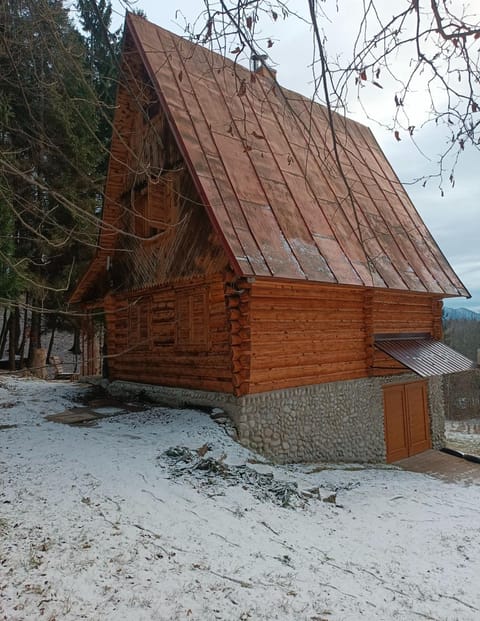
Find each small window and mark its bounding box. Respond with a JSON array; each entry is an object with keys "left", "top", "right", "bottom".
[
  {"left": 175, "top": 288, "right": 209, "bottom": 350},
  {"left": 132, "top": 173, "right": 179, "bottom": 239}
]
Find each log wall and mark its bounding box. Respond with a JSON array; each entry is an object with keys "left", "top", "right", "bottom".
[
  {"left": 248, "top": 280, "right": 367, "bottom": 393},
  {"left": 370, "top": 291, "right": 443, "bottom": 376},
  {"left": 103, "top": 273, "right": 444, "bottom": 395},
  {"left": 247, "top": 279, "right": 443, "bottom": 393},
  {"left": 224, "top": 275, "right": 252, "bottom": 397},
  {"left": 105, "top": 275, "right": 233, "bottom": 393}
]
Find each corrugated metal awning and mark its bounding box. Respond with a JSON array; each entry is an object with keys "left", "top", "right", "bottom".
[{"left": 375, "top": 336, "right": 477, "bottom": 377}]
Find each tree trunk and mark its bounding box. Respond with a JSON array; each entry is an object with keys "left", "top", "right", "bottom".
[
  {"left": 17, "top": 297, "right": 29, "bottom": 367},
  {"left": 69, "top": 323, "right": 81, "bottom": 355},
  {"left": 0, "top": 308, "right": 8, "bottom": 359},
  {"left": 46, "top": 314, "right": 57, "bottom": 364},
  {"left": 14, "top": 305, "right": 21, "bottom": 353},
  {"left": 8, "top": 310, "right": 17, "bottom": 371},
  {"left": 31, "top": 348, "right": 47, "bottom": 379},
  {"left": 28, "top": 307, "right": 42, "bottom": 367}
]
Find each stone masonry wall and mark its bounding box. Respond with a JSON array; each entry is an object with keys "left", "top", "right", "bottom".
[
  {"left": 234, "top": 374, "right": 445, "bottom": 462},
  {"left": 428, "top": 374, "right": 446, "bottom": 450},
  {"left": 107, "top": 374, "right": 445, "bottom": 463},
  {"left": 235, "top": 378, "right": 386, "bottom": 462}
]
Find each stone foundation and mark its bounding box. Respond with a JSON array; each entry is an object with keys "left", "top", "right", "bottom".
[
  {"left": 108, "top": 374, "right": 445, "bottom": 463},
  {"left": 428, "top": 374, "right": 446, "bottom": 449}
]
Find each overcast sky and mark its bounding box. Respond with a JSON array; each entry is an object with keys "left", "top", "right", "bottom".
[{"left": 111, "top": 0, "right": 479, "bottom": 312}]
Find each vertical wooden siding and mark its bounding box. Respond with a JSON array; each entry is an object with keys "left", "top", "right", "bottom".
[{"left": 106, "top": 276, "right": 233, "bottom": 393}]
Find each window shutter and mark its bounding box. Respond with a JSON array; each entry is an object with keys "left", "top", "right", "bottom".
[
  {"left": 128, "top": 299, "right": 150, "bottom": 350},
  {"left": 147, "top": 177, "right": 168, "bottom": 235},
  {"left": 190, "top": 290, "right": 208, "bottom": 346},
  {"left": 131, "top": 172, "right": 180, "bottom": 239},
  {"left": 176, "top": 294, "right": 191, "bottom": 346},
  {"left": 133, "top": 189, "right": 148, "bottom": 237},
  {"left": 175, "top": 288, "right": 209, "bottom": 349}
]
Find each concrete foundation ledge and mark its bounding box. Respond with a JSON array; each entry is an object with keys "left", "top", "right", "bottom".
[{"left": 107, "top": 380, "right": 241, "bottom": 416}]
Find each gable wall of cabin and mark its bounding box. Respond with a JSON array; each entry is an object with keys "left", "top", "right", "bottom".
[
  {"left": 246, "top": 279, "right": 443, "bottom": 394},
  {"left": 104, "top": 275, "right": 233, "bottom": 393},
  {"left": 97, "top": 39, "right": 229, "bottom": 296},
  {"left": 110, "top": 168, "right": 229, "bottom": 292},
  {"left": 98, "top": 46, "right": 234, "bottom": 391}
]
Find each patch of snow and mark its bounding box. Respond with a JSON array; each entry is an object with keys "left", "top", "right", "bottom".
[
  {"left": 1, "top": 376, "right": 480, "bottom": 620},
  {"left": 446, "top": 419, "right": 480, "bottom": 455},
  {"left": 91, "top": 406, "right": 127, "bottom": 416}
]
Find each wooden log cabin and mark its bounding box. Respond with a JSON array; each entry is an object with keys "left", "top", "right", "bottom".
[{"left": 70, "top": 14, "right": 476, "bottom": 463}]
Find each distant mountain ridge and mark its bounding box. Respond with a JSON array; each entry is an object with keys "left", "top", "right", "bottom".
[{"left": 443, "top": 307, "right": 480, "bottom": 321}]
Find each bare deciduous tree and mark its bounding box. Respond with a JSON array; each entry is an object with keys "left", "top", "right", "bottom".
[{"left": 170, "top": 0, "right": 479, "bottom": 187}]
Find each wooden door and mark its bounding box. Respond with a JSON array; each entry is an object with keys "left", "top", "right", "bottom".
[
  {"left": 384, "top": 380, "right": 431, "bottom": 463},
  {"left": 383, "top": 384, "right": 409, "bottom": 462},
  {"left": 405, "top": 381, "right": 431, "bottom": 455}
]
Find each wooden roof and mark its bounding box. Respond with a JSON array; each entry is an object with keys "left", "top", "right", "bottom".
[{"left": 71, "top": 14, "right": 469, "bottom": 304}]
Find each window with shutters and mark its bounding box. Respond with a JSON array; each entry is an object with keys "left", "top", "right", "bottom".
[
  {"left": 175, "top": 288, "right": 209, "bottom": 350},
  {"left": 133, "top": 173, "right": 179, "bottom": 239}
]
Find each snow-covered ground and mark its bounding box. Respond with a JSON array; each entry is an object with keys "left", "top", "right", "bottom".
[
  {"left": 1, "top": 376, "right": 480, "bottom": 621},
  {"left": 446, "top": 419, "right": 480, "bottom": 455}
]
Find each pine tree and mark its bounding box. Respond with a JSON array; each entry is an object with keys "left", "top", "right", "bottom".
[
  {"left": 0, "top": 0, "right": 100, "bottom": 366},
  {"left": 76, "top": 0, "right": 122, "bottom": 174}
]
